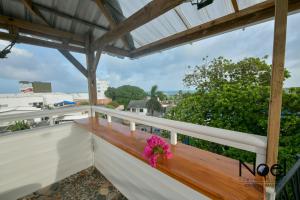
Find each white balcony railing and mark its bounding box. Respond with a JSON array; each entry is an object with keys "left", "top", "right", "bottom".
[
  {"left": 92, "top": 106, "right": 267, "bottom": 166},
  {"left": 0, "top": 105, "right": 267, "bottom": 166},
  {"left": 0, "top": 105, "right": 269, "bottom": 200}
]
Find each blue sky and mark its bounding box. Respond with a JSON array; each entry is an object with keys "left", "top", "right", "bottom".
[{"left": 0, "top": 13, "right": 299, "bottom": 93}]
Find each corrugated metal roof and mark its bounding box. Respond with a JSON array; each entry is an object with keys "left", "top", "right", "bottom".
[
  {"left": 0, "top": 0, "right": 131, "bottom": 50},
  {"left": 117, "top": 0, "right": 266, "bottom": 48},
  {"left": 0, "top": 0, "right": 267, "bottom": 52}
]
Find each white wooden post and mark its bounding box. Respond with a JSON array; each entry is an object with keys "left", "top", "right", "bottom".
[
  {"left": 107, "top": 115, "right": 112, "bottom": 123},
  {"left": 88, "top": 108, "right": 95, "bottom": 117},
  {"left": 255, "top": 153, "right": 266, "bottom": 168},
  {"left": 171, "top": 131, "right": 177, "bottom": 145},
  {"left": 130, "top": 121, "right": 136, "bottom": 131},
  {"left": 49, "top": 116, "right": 54, "bottom": 125}
]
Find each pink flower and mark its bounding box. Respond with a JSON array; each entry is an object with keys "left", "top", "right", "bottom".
[{"left": 143, "top": 135, "right": 173, "bottom": 167}]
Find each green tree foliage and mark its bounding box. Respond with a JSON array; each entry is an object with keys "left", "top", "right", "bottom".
[
  {"left": 183, "top": 56, "right": 290, "bottom": 91},
  {"left": 7, "top": 120, "right": 30, "bottom": 132},
  {"left": 156, "top": 91, "right": 167, "bottom": 101},
  {"left": 147, "top": 85, "right": 163, "bottom": 133},
  {"left": 104, "top": 101, "right": 120, "bottom": 109},
  {"left": 166, "top": 57, "right": 299, "bottom": 170},
  {"left": 105, "top": 85, "right": 147, "bottom": 108},
  {"left": 146, "top": 85, "right": 162, "bottom": 116}
]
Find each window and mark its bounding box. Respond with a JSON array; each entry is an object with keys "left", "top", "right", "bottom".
[
  {"left": 140, "top": 109, "right": 143, "bottom": 112},
  {"left": 132, "top": 108, "right": 136, "bottom": 112}
]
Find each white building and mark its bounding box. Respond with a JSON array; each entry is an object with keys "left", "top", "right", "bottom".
[
  {"left": 96, "top": 79, "right": 109, "bottom": 99},
  {"left": 127, "top": 100, "right": 148, "bottom": 116}
]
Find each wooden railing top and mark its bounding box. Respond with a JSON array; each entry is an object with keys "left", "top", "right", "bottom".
[{"left": 75, "top": 117, "right": 265, "bottom": 200}]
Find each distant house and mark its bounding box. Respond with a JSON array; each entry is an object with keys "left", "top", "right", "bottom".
[{"left": 127, "top": 100, "right": 148, "bottom": 115}]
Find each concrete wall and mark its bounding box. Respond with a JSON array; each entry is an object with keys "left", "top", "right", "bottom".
[
  {"left": 93, "top": 134, "right": 209, "bottom": 200},
  {"left": 0, "top": 123, "right": 92, "bottom": 200}
]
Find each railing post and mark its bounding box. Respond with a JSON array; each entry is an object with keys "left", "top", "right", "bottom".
[
  {"left": 256, "top": 153, "right": 266, "bottom": 168},
  {"left": 130, "top": 121, "right": 135, "bottom": 131},
  {"left": 49, "top": 116, "right": 54, "bottom": 125},
  {"left": 88, "top": 106, "right": 95, "bottom": 117},
  {"left": 107, "top": 115, "right": 112, "bottom": 123},
  {"left": 171, "top": 131, "right": 177, "bottom": 145}
]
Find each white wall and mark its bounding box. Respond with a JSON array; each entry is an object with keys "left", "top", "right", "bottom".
[
  {"left": 130, "top": 107, "right": 148, "bottom": 116},
  {"left": 96, "top": 80, "right": 109, "bottom": 99},
  {"left": 93, "top": 134, "right": 210, "bottom": 200},
  {"left": 0, "top": 122, "right": 210, "bottom": 200},
  {"left": 0, "top": 93, "right": 74, "bottom": 108},
  {"left": 0, "top": 123, "right": 92, "bottom": 200},
  {"left": 0, "top": 96, "right": 43, "bottom": 108}
]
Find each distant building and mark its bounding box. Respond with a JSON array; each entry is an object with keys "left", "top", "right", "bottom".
[
  {"left": 127, "top": 100, "right": 148, "bottom": 115},
  {"left": 96, "top": 79, "right": 109, "bottom": 99},
  {"left": 0, "top": 93, "right": 73, "bottom": 110},
  {"left": 19, "top": 81, "right": 52, "bottom": 93}
]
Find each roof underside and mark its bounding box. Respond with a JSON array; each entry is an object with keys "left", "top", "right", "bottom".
[
  {"left": 117, "top": 0, "right": 266, "bottom": 48},
  {"left": 0, "top": 0, "right": 299, "bottom": 58}
]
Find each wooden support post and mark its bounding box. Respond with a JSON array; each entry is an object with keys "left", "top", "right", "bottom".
[
  {"left": 266, "top": 0, "right": 288, "bottom": 187},
  {"left": 86, "top": 35, "right": 98, "bottom": 106}
]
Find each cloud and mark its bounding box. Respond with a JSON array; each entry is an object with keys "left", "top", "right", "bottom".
[{"left": 0, "top": 41, "right": 33, "bottom": 57}]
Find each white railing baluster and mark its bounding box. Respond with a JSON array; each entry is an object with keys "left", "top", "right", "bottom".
[
  {"left": 130, "top": 121, "right": 136, "bottom": 131},
  {"left": 171, "top": 131, "right": 177, "bottom": 145},
  {"left": 107, "top": 115, "right": 112, "bottom": 123},
  {"left": 49, "top": 116, "right": 54, "bottom": 126},
  {"left": 256, "top": 153, "right": 267, "bottom": 168}
]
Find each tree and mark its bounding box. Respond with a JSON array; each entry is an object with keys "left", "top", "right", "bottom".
[
  {"left": 183, "top": 56, "right": 290, "bottom": 91},
  {"left": 156, "top": 91, "right": 167, "bottom": 101},
  {"left": 105, "top": 87, "right": 117, "bottom": 101},
  {"left": 146, "top": 85, "right": 162, "bottom": 133},
  {"left": 166, "top": 57, "right": 299, "bottom": 171},
  {"left": 105, "top": 85, "right": 147, "bottom": 108},
  {"left": 146, "top": 85, "right": 162, "bottom": 115}
]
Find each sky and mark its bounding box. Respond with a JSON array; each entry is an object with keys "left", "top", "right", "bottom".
[{"left": 0, "top": 13, "right": 299, "bottom": 93}]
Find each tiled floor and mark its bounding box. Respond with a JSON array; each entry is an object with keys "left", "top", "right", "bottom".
[{"left": 18, "top": 167, "right": 127, "bottom": 200}]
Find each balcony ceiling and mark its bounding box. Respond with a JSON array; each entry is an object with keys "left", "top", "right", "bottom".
[{"left": 0, "top": 0, "right": 299, "bottom": 58}]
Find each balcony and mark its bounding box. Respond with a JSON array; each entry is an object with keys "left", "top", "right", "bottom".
[{"left": 0, "top": 106, "right": 267, "bottom": 200}]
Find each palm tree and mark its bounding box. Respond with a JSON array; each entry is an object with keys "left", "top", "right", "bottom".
[{"left": 146, "top": 85, "right": 162, "bottom": 133}]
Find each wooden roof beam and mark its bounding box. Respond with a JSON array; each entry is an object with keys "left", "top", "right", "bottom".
[
  {"left": 59, "top": 50, "right": 88, "bottom": 78},
  {"left": 0, "top": 32, "right": 85, "bottom": 53},
  {"left": 130, "top": 0, "right": 300, "bottom": 58},
  {"left": 92, "top": 0, "right": 185, "bottom": 51},
  {"left": 21, "top": 0, "right": 89, "bottom": 78},
  {"left": 94, "top": 0, "right": 131, "bottom": 49},
  {"left": 0, "top": 15, "right": 84, "bottom": 43},
  {"left": 231, "top": 0, "right": 239, "bottom": 13},
  {"left": 21, "top": 0, "right": 48, "bottom": 24},
  {"left": 0, "top": 15, "right": 131, "bottom": 57}
]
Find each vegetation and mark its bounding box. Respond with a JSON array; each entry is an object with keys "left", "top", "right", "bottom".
[
  {"left": 166, "top": 57, "right": 299, "bottom": 171},
  {"left": 105, "top": 101, "right": 119, "bottom": 109},
  {"left": 146, "top": 85, "right": 162, "bottom": 116},
  {"left": 7, "top": 120, "right": 30, "bottom": 132},
  {"left": 105, "top": 85, "right": 147, "bottom": 108}
]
